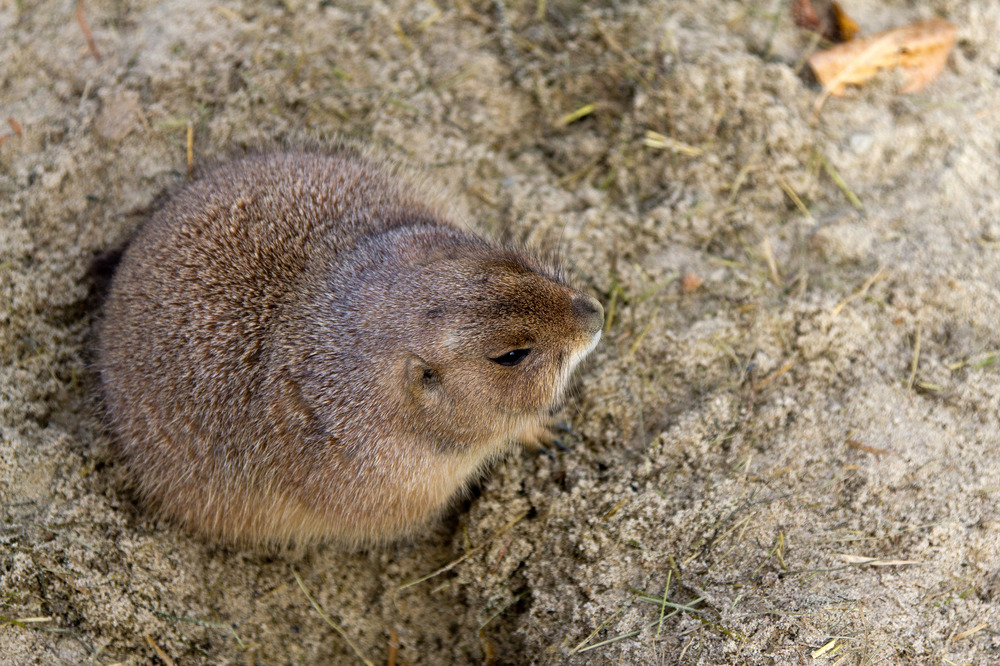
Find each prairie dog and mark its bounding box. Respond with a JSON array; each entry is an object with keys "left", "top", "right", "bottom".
[{"left": 98, "top": 148, "right": 603, "bottom": 546}]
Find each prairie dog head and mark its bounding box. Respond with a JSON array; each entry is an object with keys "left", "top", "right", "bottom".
[
  {"left": 395, "top": 250, "right": 603, "bottom": 442},
  {"left": 299, "top": 224, "right": 602, "bottom": 449}
]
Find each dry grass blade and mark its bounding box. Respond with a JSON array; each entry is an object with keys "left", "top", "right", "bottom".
[
  {"left": 835, "top": 554, "right": 921, "bottom": 566},
  {"left": 817, "top": 151, "right": 863, "bottom": 210},
  {"left": 830, "top": 268, "right": 886, "bottom": 317},
  {"left": 292, "top": 568, "right": 375, "bottom": 666},
  {"left": 186, "top": 122, "right": 194, "bottom": 178},
  {"left": 948, "top": 351, "right": 1000, "bottom": 371},
  {"left": 569, "top": 604, "right": 628, "bottom": 654},
  {"left": 906, "top": 326, "right": 922, "bottom": 391},
  {"left": 845, "top": 439, "right": 892, "bottom": 455},
  {"left": 416, "top": 6, "right": 442, "bottom": 31},
  {"left": 952, "top": 622, "right": 988, "bottom": 642},
  {"left": 778, "top": 176, "right": 813, "bottom": 221},
  {"left": 752, "top": 358, "right": 795, "bottom": 392},
  {"left": 727, "top": 143, "right": 764, "bottom": 204},
  {"left": 632, "top": 594, "right": 705, "bottom": 613},
  {"left": 147, "top": 607, "right": 245, "bottom": 648},
  {"left": 391, "top": 20, "right": 413, "bottom": 50},
  {"left": 761, "top": 237, "right": 781, "bottom": 286},
  {"left": 643, "top": 130, "right": 703, "bottom": 157},
  {"left": 602, "top": 497, "right": 628, "bottom": 521},
  {"left": 0, "top": 615, "right": 29, "bottom": 629},
  {"left": 603, "top": 285, "right": 622, "bottom": 334},
  {"left": 399, "top": 509, "right": 529, "bottom": 590},
  {"left": 575, "top": 626, "right": 645, "bottom": 653},
  {"left": 75, "top": 0, "right": 101, "bottom": 62},
  {"left": 812, "top": 637, "right": 838, "bottom": 658},
  {"left": 557, "top": 104, "right": 595, "bottom": 127},
  {"left": 656, "top": 570, "right": 671, "bottom": 637},
  {"left": 210, "top": 5, "right": 242, "bottom": 21},
  {"left": 478, "top": 591, "right": 528, "bottom": 630},
  {"left": 144, "top": 634, "right": 175, "bottom": 666},
  {"left": 388, "top": 628, "right": 399, "bottom": 666},
  {"left": 624, "top": 320, "right": 653, "bottom": 363}
]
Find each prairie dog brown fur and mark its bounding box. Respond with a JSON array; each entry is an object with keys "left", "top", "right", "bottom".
[{"left": 98, "top": 148, "right": 603, "bottom": 546}]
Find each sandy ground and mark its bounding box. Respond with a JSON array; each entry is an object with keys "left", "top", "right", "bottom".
[{"left": 2, "top": 0, "right": 999, "bottom": 663}]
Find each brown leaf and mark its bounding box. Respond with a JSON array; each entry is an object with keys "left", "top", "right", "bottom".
[
  {"left": 808, "top": 18, "right": 957, "bottom": 96},
  {"left": 681, "top": 272, "right": 703, "bottom": 293},
  {"left": 793, "top": 0, "right": 858, "bottom": 43},
  {"left": 830, "top": 2, "right": 860, "bottom": 42},
  {"left": 792, "top": 0, "right": 822, "bottom": 33}
]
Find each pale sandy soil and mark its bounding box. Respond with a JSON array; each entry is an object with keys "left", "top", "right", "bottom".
[{"left": 2, "top": 1, "right": 999, "bottom": 664}]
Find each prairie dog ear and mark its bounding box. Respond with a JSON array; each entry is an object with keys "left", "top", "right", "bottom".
[{"left": 404, "top": 353, "right": 440, "bottom": 398}]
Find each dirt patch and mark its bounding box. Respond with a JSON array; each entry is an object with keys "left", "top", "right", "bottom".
[{"left": 2, "top": 0, "right": 998, "bottom": 663}]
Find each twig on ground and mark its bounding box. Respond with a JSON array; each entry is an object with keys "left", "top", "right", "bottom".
[{"left": 76, "top": 0, "right": 102, "bottom": 62}]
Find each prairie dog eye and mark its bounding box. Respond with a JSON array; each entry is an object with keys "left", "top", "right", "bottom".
[{"left": 490, "top": 348, "right": 532, "bottom": 367}]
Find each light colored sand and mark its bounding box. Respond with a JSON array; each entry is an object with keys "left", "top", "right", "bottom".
[{"left": 2, "top": 1, "right": 998, "bottom": 663}]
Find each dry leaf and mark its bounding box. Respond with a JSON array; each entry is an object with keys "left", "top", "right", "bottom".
[
  {"left": 830, "top": 2, "right": 860, "bottom": 42},
  {"left": 792, "top": 0, "right": 822, "bottom": 34},
  {"left": 793, "top": 0, "right": 860, "bottom": 43},
  {"left": 809, "top": 18, "right": 957, "bottom": 96},
  {"left": 681, "top": 272, "right": 703, "bottom": 292}
]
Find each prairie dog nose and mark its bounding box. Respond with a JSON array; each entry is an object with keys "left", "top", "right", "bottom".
[{"left": 571, "top": 293, "right": 604, "bottom": 335}]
